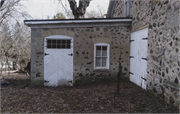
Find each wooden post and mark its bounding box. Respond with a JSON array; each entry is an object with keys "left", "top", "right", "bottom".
[
  {"left": 117, "top": 51, "right": 122, "bottom": 94},
  {"left": 117, "top": 66, "right": 120, "bottom": 94}
]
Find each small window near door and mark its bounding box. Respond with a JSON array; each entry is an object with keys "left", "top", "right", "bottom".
[
  {"left": 94, "top": 43, "right": 110, "bottom": 69},
  {"left": 47, "top": 39, "right": 71, "bottom": 49}
]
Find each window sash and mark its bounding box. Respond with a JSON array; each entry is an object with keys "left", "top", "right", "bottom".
[
  {"left": 95, "top": 57, "right": 107, "bottom": 67},
  {"left": 95, "top": 45, "right": 108, "bottom": 68}
]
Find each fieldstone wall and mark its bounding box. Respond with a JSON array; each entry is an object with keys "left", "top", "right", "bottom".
[
  {"left": 72, "top": 27, "right": 130, "bottom": 84},
  {"left": 112, "top": 0, "right": 124, "bottom": 17},
  {"left": 31, "top": 26, "right": 131, "bottom": 85},
  {"left": 112, "top": 0, "right": 180, "bottom": 107}
]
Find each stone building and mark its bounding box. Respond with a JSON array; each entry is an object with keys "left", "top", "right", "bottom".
[
  {"left": 24, "top": 0, "right": 179, "bottom": 108},
  {"left": 107, "top": 0, "right": 179, "bottom": 108},
  {"left": 24, "top": 18, "right": 132, "bottom": 86}
]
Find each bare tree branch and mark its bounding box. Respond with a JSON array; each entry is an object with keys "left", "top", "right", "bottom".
[
  {"left": 58, "top": 0, "right": 69, "bottom": 15},
  {"left": 0, "top": 0, "right": 5, "bottom": 8},
  {"left": 0, "top": 22, "right": 31, "bottom": 71},
  {"left": 0, "top": 0, "right": 30, "bottom": 25},
  {"left": 68, "top": 0, "right": 77, "bottom": 18},
  {"left": 67, "top": 0, "right": 92, "bottom": 19}
]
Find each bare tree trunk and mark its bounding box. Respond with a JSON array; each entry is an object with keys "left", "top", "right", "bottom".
[
  {"left": 68, "top": 0, "right": 91, "bottom": 19},
  {"left": 0, "top": 0, "right": 5, "bottom": 8},
  {"left": 5, "top": 55, "right": 10, "bottom": 76},
  {"left": 13, "top": 61, "right": 16, "bottom": 70},
  {"left": 0, "top": 50, "right": 3, "bottom": 75}
]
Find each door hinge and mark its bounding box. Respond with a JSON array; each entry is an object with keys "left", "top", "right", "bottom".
[
  {"left": 68, "top": 53, "right": 73, "bottom": 56},
  {"left": 68, "top": 80, "right": 72, "bottom": 83},
  {"left": 129, "top": 72, "right": 134, "bottom": 75},
  {"left": 44, "top": 80, "right": 49, "bottom": 83},
  {"left": 130, "top": 56, "right": 134, "bottom": 58},
  {"left": 45, "top": 53, "right": 49, "bottom": 56},
  {"left": 141, "top": 77, "right": 147, "bottom": 81},
  {"left": 142, "top": 58, "right": 148, "bottom": 61},
  {"left": 130, "top": 40, "right": 135, "bottom": 42},
  {"left": 142, "top": 38, "right": 148, "bottom": 40}
]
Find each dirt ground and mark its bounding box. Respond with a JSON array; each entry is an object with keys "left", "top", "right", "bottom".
[{"left": 1, "top": 71, "right": 179, "bottom": 113}]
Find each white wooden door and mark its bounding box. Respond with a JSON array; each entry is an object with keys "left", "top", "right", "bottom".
[
  {"left": 130, "top": 28, "right": 148, "bottom": 90},
  {"left": 44, "top": 35, "right": 73, "bottom": 86}
]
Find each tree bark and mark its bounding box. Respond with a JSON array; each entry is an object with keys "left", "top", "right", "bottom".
[
  {"left": 0, "top": 0, "right": 5, "bottom": 8},
  {"left": 68, "top": 0, "right": 91, "bottom": 19},
  {"left": 13, "top": 61, "right": 16, "bottom": 70}
]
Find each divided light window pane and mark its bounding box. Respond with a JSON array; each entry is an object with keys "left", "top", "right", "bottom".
[
  {"left": 47, "top": 40, "right": 51, "bottom": 48},
  {"left": 96, "top": 57, "right": 101, "bottom": 67},
  {"left": 52, "top": 40, "right": 56, "bottom": 48},
  {"left": 47, "top": 39, "right": 71, "bottom": 49},
  {"left": 102, "top": 58, "right": 107, "bottom": 67}
]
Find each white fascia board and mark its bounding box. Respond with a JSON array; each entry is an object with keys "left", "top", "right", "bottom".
[{"left": 24, "top": 19, "right": 132, "bottom": 25}]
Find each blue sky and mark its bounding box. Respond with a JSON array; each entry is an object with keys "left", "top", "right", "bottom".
[{"left": 21, "top": 0, "right": 109, "bottom": 19}]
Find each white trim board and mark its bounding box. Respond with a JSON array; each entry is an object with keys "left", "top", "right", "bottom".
[
  {"left": 94, "top": 43, "right": 110, "bottom": 70},
  {"left": 24, "top": 18, "right": 132, "bottom": 28}
]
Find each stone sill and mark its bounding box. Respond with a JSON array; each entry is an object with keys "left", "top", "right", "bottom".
[
  {"left": 93, "top": 69, "right": 110, "bottom": 72},
  {"left": 163, "top": 80, "right": 180, "bottom": 91}
]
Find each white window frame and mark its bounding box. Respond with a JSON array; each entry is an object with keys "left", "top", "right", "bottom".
[
  {"left": 94, "top": 43, "right": 110, "bottom": 69},
  {"left": 124, "top": 0, "right": 130, "bottom": 17},
  {"left": 44, "top": 35, "right": 73, "bottom": 52}
]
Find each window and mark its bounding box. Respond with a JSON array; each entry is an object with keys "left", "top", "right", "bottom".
[
  {"left": 47, "top": 39, "right": 71, "bottom": 49},
  {"left": 124, "top": 0, "right": 130, "bottom": 17},
  {"left": 94, "top": 43, "right": 110, "bottom": 69}
]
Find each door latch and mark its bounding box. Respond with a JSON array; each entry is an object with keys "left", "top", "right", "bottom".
[
  {"left": 141, "top": 77, "right": 147, "bottom": 81},
  {"left": 45, "top": 53, "right": 49, "bottom": 56},
  {"left": 68, "top": 53, "right": 73, "bottom": 56}
]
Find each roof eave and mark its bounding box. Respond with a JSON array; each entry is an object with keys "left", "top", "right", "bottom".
[{"left": 24, "top": 18, "right": 132, "bottom": 28}]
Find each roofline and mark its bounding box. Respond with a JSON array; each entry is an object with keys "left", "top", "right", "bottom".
[
  {"left": 24, "top": 17, "right": 132, "bottom": 22},
  {"left": 24, "top": 18, "right": 132, "bottom": 28}
]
